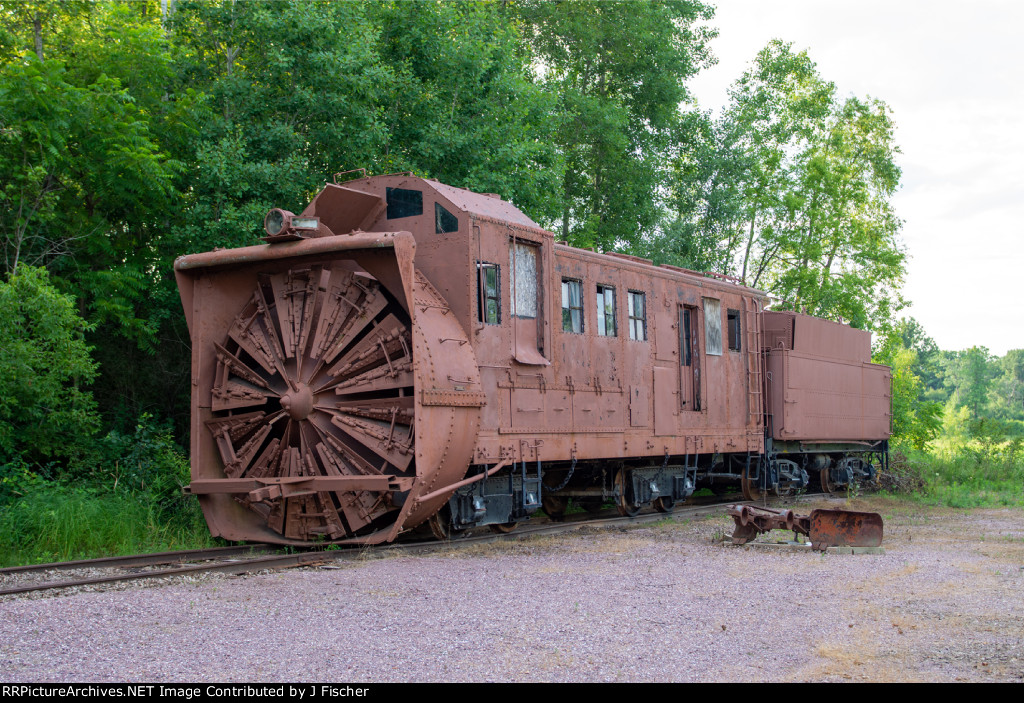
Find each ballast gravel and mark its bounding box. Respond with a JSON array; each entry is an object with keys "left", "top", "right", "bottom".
[{"left": 1, "top": 498, "right": 1022, "bottom": 683}]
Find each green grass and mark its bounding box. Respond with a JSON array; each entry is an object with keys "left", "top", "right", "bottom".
[
  {"left": 0, "top": 415, "right": 221, "bottom": 567},
  {"left": 886, "top": 437, "right": 1024, "bottom": 509},
  {"left": 0, "top": 478, "right": 217, "bottom": 567}
]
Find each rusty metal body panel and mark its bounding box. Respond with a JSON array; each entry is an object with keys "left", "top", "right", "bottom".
[
  {"left": 763, "top": 311, "right": 890, "bottom": 443},
  {"left": 175, "top": 174, "right": 890, "bottom": 544}
]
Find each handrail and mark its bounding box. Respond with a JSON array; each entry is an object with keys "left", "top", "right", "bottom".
[{"left": 414, "top": 459, "right": 511, "bottom": 505}]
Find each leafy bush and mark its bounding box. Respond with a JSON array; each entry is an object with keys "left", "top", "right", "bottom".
[
  {"left": 99, "top": 413, "right": 197, "bottom": 528},
  {"left": 0, "top": 414, "right": 213, "bottom": 566},
  {"left": 888, "top": 439, "right": 1024, "bottom": 509},
  {"left": 0, "top": 266, "right": 100, "bottom": 468}
]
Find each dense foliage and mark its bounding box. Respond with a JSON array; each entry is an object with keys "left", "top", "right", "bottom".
[{"left": 0, "top": 1, "right": 1011, "bottom": 560}]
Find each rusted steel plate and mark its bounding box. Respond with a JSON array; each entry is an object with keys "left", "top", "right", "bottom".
[
  {"left": 809, "top": 509, "right": 884, "bottom": 550},
  {"left": 187, "top": 476, "right": 416, "bottom": 494},
  {"left": 420, "top": 389, "right": 488, "bottom": 407},
  {"left": 762, "top": 311, "right": 890, "bottom": 442}
]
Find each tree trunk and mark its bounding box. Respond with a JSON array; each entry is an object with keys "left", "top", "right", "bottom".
[
  {"left": 33, "top": 13, "right": 44, "bottom": 61},
  {"left": 740, "top": 205, "right": 757, "bottom": 285}
]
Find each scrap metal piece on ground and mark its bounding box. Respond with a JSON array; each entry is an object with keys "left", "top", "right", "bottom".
[
  {"left": 727, "top": 504, "right": 883, "bottom": 551},
  {"left": 808, "top": 508, "right": 883, "bottom": 550}
]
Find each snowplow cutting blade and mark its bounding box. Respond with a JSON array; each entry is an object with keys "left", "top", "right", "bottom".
[{"left": 808, "top": 509, "right": 883, "bottom": 550}]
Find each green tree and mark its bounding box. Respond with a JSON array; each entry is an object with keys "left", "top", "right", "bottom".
[
  {"left": 945, "top": 346, "right": 995, "bottom": 422},
  {"left": 651, "top": 109, "right": 746, "bottom": 273},
  {"left": 166, "top": 0, "right": 390, "bottom": 252},
  {"left": 515, "top": 0, "right": 715, "bottom": 250},
  {"left": 705, "top": 41, "right": 906, "bottom": 331},
  {"left": 894, "top": 317, "right": 942, "bottom": 393},
  {"left": 0, "top": 266, "right": 100, "bottom": 466},
  {"left": 0, "top": 14, "right": 179, "bottom": 347},
  {"left": 372, "top": 0, "right": 562, "bottom": 218},
  {"left": 719, "top": 40, "right": 833, "bottom": 289},
  {"left": 874, "top": 331, "right": 942, "bottom": 449},
  {"left": 989, "top": 349, "right": 1024, "bottom": 423},
  {"left": 771, "top": 94, "right": 906, "bottom": 329}
]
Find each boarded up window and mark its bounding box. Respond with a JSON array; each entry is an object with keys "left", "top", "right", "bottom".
[
  {"left": 704, "top": 297, "right": 722, "bottom": 356},
  {"left": 510, "top": 242, "right": 538, "bottom": 319}
]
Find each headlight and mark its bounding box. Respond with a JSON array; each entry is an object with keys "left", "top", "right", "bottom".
[{"left": 264, "top": 208, "right": 293, "bottom": 237}]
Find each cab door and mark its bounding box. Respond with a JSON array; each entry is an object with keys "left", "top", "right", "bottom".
[
  {"left": 509, "top": 239, "right": 548, "bottom": 366},
  {"left": 680, "top": 304, "right": 701, "bottom": 411}
]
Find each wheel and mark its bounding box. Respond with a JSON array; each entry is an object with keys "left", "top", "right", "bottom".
[
  {"left": 741, "top": 465, "right": 764, "bottom": 501},
  {"left": 615, "top": 469, "right": 641, "bottom": 517},
  {"left": 489, "top": 522, "right": 519, "bottom": 534},
  {"left": 542, "top": 494, "right": 568, "bottom": 521},
  {"left": 207, "top": 265, "right": 414, "bottom": 541},
  {"left": 821, "top": 468, "right": 839, "bottom": 495},
  {"left": 652, "top": 496, "right": 675, "bottom": 513}
]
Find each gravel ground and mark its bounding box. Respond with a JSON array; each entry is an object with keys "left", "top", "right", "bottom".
[{"left": 1, "top": 497, "right": 1022, "bottom": 683}]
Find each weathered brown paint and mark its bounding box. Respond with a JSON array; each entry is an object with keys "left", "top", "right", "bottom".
[
  {"left": 175, "top": 175, "right": 890, "bottom": 545},
  {"left": 762, "top": 311, "right": 890, "bottom": 442}
]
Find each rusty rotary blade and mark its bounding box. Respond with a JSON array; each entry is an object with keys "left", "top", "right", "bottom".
[{"left": 209, "top": 263, "right": 414, "bottom": 541}]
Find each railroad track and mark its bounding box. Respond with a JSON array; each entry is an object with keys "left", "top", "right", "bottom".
[{"left": 0, "top": 492, "right": 833, "bottom": 598}]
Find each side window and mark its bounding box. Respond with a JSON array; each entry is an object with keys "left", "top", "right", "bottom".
[
  {"left": 435, "top": 203, "right": 458, "bottom": 233},
  {"left": 477, "top": 262, "right": 500, "bottom": 324},
  {"left": 509, "top": 242, "right": 538, "bottom": 319},
  {"left": 596, "top": 285, "right": 616, "bottom": 337},
  {"left": 386, "top": 188, "right": 423, "bottom": 219},
  {"left": 727, "top": 309, "right": 741, "bottom": 351},
  {"left": 562, "top": 279, "right": 583, "bottom": 333},
  {"left": 703, "top": 297, "right": 722, "bottom": 355},
  {"left": 628, "top": 291, "right": 647, "bottom": 341}
]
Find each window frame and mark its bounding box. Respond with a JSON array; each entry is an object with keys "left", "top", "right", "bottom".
[
  {"left": 561, "top": 278, "right": 584, "bottom": 334},
  {"left": 703, "top": 297, "right": 723, "bottom": 356},
  {"left": 509, "top": 241, "right": 540, "bottom": 320},
  {"left": 595, "top": 284, "right": 617, "bottom": 337},
  {"left": 385, "top": 187, "right": 423, "bottom": 219},
  {"left": 627, "top": 290, "right": 647, "bottom": 341},
  {"left": 476, "top": 261, "right": 501, "bottom": 325},
  {"left": 434, "top": 202, "right": 458, "bottom": 233},
  {"left": 727, "top": 308, "right": 741, "bottom": 352}
]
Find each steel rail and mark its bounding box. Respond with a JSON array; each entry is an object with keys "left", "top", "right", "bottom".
[{"left": 0, "top": 545, "right": 277, "bottom": 575}]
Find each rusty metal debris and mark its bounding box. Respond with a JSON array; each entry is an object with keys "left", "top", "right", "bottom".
[{"left": 726, "top": 504, "right": 883, "bottom": 551}]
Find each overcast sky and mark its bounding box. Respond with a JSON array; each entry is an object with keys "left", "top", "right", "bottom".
[{"left": 687, "top": 0, "right": 1023, "bottom": 356}]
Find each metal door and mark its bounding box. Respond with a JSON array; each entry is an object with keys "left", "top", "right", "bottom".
[{"left": 680, "top": 305, "right": 701, "bottom": 411}]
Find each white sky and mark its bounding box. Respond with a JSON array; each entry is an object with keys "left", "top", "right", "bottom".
[{"left": 687, "top": 0, "right": 1024, "bottom": 356}]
